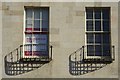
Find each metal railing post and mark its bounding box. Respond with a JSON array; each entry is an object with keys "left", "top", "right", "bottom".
[
  {"left": 50, "top": 45, "right": 53, "bottom": 60},
  {"left": 10, "top": 52, "right": 13, "bottom": 62},
  {"left": 20, "top": 45, "right": 22, "bottom": 60},
  {"left": 82, "top": 46, "right": 84, "bottom": 61},
  {"left": 112, "top": 46, "right": 115, "bottom": 61},
  {"left": 17, "top": 49, "right": 18, "bottom": 61}
]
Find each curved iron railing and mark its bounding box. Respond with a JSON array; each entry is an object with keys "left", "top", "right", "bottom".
[
  {"left": 69, "top": 46, "right": 85, "bottom": 63},
  {"left": 69, "top": 45, "right": 115, "bottom": 75},
  {"left": 4, "top": 45, "right": 53, "bottom": 75}
]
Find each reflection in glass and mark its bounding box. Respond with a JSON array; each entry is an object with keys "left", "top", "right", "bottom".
[
  {"left": 24, "top": 45, "right": 32, "bottom": 56},
  {"left": 42, "top": 9, "right": 49, "bottom": 20},
  {"left": 33, "top": 34, "right": 47, "bottom": 44},
  {"left": 42, "top": 21, "right": 49, "bottom": 31},
  {"left": 26, "top": 9, "right": 32, "bottom": 19},
  {"left": 34, "top": 20, "right": 40, "bottom": 31},
  {"left": 25, "top": 34, "right": 32, "bottom": 44},
  {"left": 26, "top": 20, "right": 32, "bottom": 31},
  {"left": 34, "top": 9, "right": 40, "bottom": 19},
  {"left": 33, "top": 45, "right": 47, "bottom": 51}
]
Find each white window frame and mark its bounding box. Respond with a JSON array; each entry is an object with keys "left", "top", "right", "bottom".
[
  {"left": 85, "top": 7, "right": 111, "bottom": 59},
  {"left": 23, "top": 7, "right": 49, "bottom": 58}
]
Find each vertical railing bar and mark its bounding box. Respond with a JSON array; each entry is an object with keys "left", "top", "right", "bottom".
[
  {"left": 20, "top": 45, "right": 22, "bottom": 60},
  {"left": 74, "top": 52, "right": 76, "bottom": 75},
  {"left": 50, "top": 45, "right": 52, "bottom": 60},
  {"left": 10, "top": 52, "right": 13, "bottom": 62},
  {"left": 112, "top": 46, "right": 115, "bottom": 61},
  {"left": 20, "top": 45, "right": 21, "bottom": 60},
  {"left": 82, "top": 46, "right": 84, "bottom": 61},
  {"left": 17, "top": 48, "right": 18, "bottom": 62}
]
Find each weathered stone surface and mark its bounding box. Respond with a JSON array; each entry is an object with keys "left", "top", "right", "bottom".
[{"left": 2, "top": 2, "right": 118, "bottom": 78}]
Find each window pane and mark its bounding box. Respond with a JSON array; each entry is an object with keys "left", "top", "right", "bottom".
[
  {"left": 87, "top": 45, "right": 94, "bottom": 56},
  {"left": 95, "top": 34, "right": 101, "bottom": 43},
  {"left": 26, "top": 9, "right": 32, "bottom": 19},
  {"left": 102, "top": 8, "right": 110, "bottom": 19},
  {"left": 103, "top": 21, "right": 109, "bottom": 31},
  {"left": 25, "top": 34, "right": 32, "bottom": 44},
  {"left": 87, "top": 34, "right": 94, "bottom": 43},
  {"left": 95, "top": 21, "right": 101, "bottom": 31},
  {"left": 33, "top": 45, "right": 47, "bottom": 51},
  {"left": 34, "top": 20, "right": 40, "bottom": 31},
  {"left": 24, "top": 45, "right": 32, "bottom": 56},
  {"left": 26, "top": 20, "right": 32, "bottom": 27},
  {"left": 103, "top": 45, "right": 110, "bottom": 56},
  {"left": 42, "top": 8, "right": 49, "bottom": 21},
  {"left": 26, "top": 20, "right": 32, "bottom": 31},
  {"left": 86, "top": 21, "right": 93, "bottom": 31},
  {"left": 32, "top": 34, "right": 47, "bottom": 44},
  {"left": 33, "top": 45, "right": 48, "bottom": 56},
  {"left": 95, "top": 45, "right": 102, "bottom": 56},
  {"left": 103, "top": 33, "right": 110, "bottom": 44},
  {"left": 86, "top": 8, "right": 93, "bottom": 19},
  {"left": 42, "top": 20, "right": 49, "bottom": 31},
  {"left": 34, "top": 8, "right": 40, "bottom": 19},
  {"left": 95, "top": 9, "right": 101, "bottom": 19}
]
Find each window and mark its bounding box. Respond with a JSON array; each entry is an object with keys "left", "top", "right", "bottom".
[
  {"left": 86, "top": 7, "right": 111, "bottom": 57},
  {"left": 24, "top": 7, "right": 49, "bottom": 57}
]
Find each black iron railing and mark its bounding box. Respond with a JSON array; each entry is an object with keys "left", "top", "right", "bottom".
[
  {"left": 4, "top": 45, "right": 53, "bottom": 75},
  {"left": 5, "top": 45, "right": 53, "bottom": 63},
  {"left": 4, "top": 45, "right": 23, "bottom": 63},
  {"left": 69, "top": 45, "right": 115, "bottom": 75},
  {"left": 69, "top": 45, "right": 115, "bottom": 63},
  {"left": 69, "top": 46, "right": 84, "bottom": 63}
]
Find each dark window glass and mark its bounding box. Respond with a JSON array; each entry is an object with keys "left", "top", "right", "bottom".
[
  {"left": 87, "top": 45, "right": 94, "bottom": 56},
  {"left": 95, "top": 21, "right": 101, "bottom": 31},
  {"left": 42, "top": 8, "right": 49, "bottom": 21},
  {"left": 87, "top": 21, "right": 93, "bottom": 31},
  {"left": 86, "top": 7, "right": 111, "bottom": 57},
  {"left": 95, "top": 34, "right": 101, "bottom": 43},
  {"left": 95, "top": 9, "right": 101, "bottom": 19},
  {"left": 87, "top": 34, "right": 94, "bottom": 43},
  {"left": 102, "top": 8, "right": 110, "bottom": 19},
  {"left": 103, "top": 21, "right": 110, "bottom": 31},
  {"left": 103, "top": 45, "right": 110, "bottom": 56},
  {"left": 103, "top": 33, "right": 110, "bottom": 44},
  {"left": 42, "top": 20, "right": 49, "bottom": 31},
  {"left": 95, "top": 45, "right": 102, "bottom": 56},
  {"left": 86, "top": 8, "right": 93, "bottom": 19}
]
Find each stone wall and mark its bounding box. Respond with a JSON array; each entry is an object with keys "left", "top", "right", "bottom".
[{"left": 2, "top": 2, "right": 118, "bottom": 78}]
